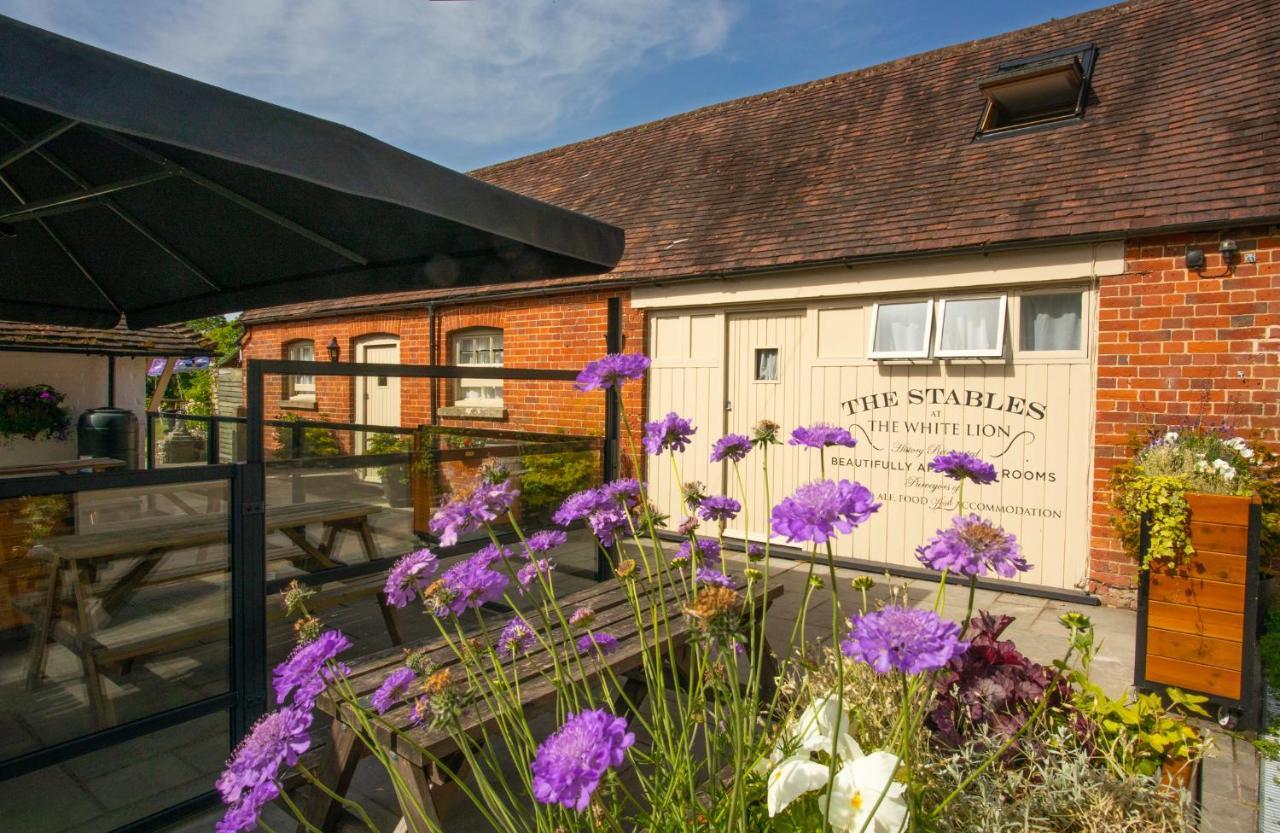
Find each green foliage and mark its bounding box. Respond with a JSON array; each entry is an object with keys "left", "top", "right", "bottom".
[
  {"left": 519, "top": 446, "right": 596, "bottom": 517},
  {"left": 364, "top": 432, "right": 412, "bottom": 487},
  {"left": 154, "top": 315, "right": 243, "bottom": 414},
  {"left": 1072, "top": 681, "right": 1209, "bottom": 776},
  {"left": 0, "top": 384, "right": 70, "bottom": 443},
  {"left": 1111, "top": 470, "right": 1194, "bottom": 569},
  {"left": 273, "top": 413, "right": 341, "bottom": 458},
  {"left": 1260, "top": 608, "right": 1280, "bottom": 692},
  {"left": 17, "top": 495, "right": 69, "bottom": 546}
]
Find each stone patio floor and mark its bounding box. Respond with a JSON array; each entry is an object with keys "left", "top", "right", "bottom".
[{"left": 165, "top": 552, "right": 1260, "bottom": 832}]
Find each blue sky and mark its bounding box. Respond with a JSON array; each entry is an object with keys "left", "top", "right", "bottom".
[{"left": 0, "top": 0, "right": 1110, "bottom": 171}]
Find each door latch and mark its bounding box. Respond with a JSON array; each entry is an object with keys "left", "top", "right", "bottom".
[{"left": 725, "top": 400, "right": 733, "bottom": 411}]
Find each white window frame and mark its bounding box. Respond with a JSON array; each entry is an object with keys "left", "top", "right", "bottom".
[
  {"left": 933, "top": 295, "right": 1008, "bottom": 359},
  {"left": 1014, "top": 288, "right": 1088, "bottom": 359},
  {"left": 453, "top": 328, "right": 504, "bottom": 407},
  {"left": 753, "top": 346, "right": 780, "bottom": 383},
  {"left": 284, "top": 340, "right": 315, "bottom": 401},
  {"left": 867, "top": 300, "right": 934, "bottom": 360}
]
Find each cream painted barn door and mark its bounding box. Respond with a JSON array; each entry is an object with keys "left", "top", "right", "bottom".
[
  {"left": 723, "top": 311, "right": 804, "bottom": 542},
  {"left": 647, "top": 311, "right": 725, "bottom": 524}
]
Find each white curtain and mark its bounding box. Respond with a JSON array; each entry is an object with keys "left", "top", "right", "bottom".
[
  {"left": 940, "top": 299, "right": 1001, "bottom": 352},
  {"left": 1021, "top": 293, "right": 1081, "bottom": 350},
  {"left": 755, "top": 349, "right": 779, "bottom": 381},
  {"left": 874, "top": 303, "right": 929, "bottom": 353}
]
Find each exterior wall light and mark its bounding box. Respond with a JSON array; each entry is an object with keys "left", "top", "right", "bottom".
[
  {"left": 1186, "top": 239, "right": 1239, "bottom": 278},
  {"left": 327, "top": 336, "right": 340, "bottom": 362}
]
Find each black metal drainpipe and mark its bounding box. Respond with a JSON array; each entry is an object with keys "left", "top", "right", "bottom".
[
  {"left": 428, "top": 302, "right": 438, "bottom": 426},
  {"left": 598, "top": 297, "right": 623, "bottom": 581},
  {"left": 106, "top": 355, "right": 115, "bottom": 407}
]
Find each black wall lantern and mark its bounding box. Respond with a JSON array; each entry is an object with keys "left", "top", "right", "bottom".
[
  {"left": 1187, "top": 239, "right": 1239, "bottom": 278},
  {"left": 326, "top": 336, "right": 340, "bottom": 362}
]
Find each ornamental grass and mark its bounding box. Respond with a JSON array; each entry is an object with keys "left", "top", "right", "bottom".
[{"left": 216, "top": 353, "right": 1203, "bottom": 833}]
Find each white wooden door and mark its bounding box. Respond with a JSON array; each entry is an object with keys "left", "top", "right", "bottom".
[
  {"left": 723, "top": 311, "right": 805, "bottom": 541},
  {"left": 357, "top": 338, "right": 401, "bottom": 441}
]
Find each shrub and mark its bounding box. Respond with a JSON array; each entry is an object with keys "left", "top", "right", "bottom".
[
  {"left": 272, "top": 413, "right": 341, "bottom": 458},
  {"left": 519, "top": 446, "right": 596, "bottom": 518}
]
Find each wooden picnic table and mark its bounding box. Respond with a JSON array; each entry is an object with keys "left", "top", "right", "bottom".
[
  {"left": 0, "top": 457, "right": 124, "bottom": 478},
  {"left": 300, "top": 573, "right": 783, "bottom": 833},
  {"left": 24, "top": 498, "right": 399, "bottom": 727}
]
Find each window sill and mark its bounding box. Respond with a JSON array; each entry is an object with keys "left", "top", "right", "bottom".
[
  {"left": 279, "top": 399, "right": 317, "bottom": 411},
  {"left": 438, "top": 405, "right": 506, "bottom": 421}
]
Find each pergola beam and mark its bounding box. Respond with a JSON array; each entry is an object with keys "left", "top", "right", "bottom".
[{"left": 0, "top": 119, "right": 76, "bottom": 171}]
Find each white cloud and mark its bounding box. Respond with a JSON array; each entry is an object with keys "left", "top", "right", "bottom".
[{"left": 4, "top": 0, "right": 736, "bottom": 157}]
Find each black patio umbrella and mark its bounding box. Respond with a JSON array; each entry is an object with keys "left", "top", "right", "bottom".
[{"left": 0, "top": 15, "right": 623, "bottom": 330}]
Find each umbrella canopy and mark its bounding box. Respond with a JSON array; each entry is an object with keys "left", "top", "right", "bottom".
[{"left": 0, "top": 15, "right": 623, "bottom": 330}]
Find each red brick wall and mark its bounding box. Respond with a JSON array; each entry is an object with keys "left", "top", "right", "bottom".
[
  {"left": 1090, "top": 226, "right": 1280, "bottom": 604},
  {"left": 241, "top": 289, "right": 646, "bottom": 463}
]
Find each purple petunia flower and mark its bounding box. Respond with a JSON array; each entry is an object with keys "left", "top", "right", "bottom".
[
  {"left": 788, "top": 423, "right": 858, "bottom": 449},
  {"left": 215, "top": 707, "right": 311, "bottom": 831},
  {"left": 272, "top": 630, "right": 351, "bottom": 710},
  {"left": 531, "top": 708, "right": 635, "bottom": 811},
  {"left": 841, "top": 607, "right": 968, "bottom": 675},
  {"left": 435, "top": 552, "right": 509, "bottom": 616},
  {"left": 553, "top": 487, "right": 609, "bottom": 526},
  {"left": 696, "top": 495, "right": 741, "bottom": 523},
  {"left": 370, "top": 667, "right": 417, "bottom": 714},
  {"left": 498, "top": 615, "right": 537, "bottom": 659},
  {"left": 695, "top": 567, "right": 735, "bottom": 588},
  {"left": 929, "top": 451, "right": 998, "bottom": 485},
  {"left": 575, "top": 354, "right": 651, "bottom": 391},
  {"left": 710, "top": 434, "right": 752, "bottom": 463},
  {"left": 518, "top": 558, "right": 556, "bottom": 591},
  {"left": 526, "top": 529, "right": 568, "bottom": 554},
  {"left": 643, "top": 412, "right": 696, "bottom": 455},
  {"left": 915, "top": 514, "right": 1030, "bottom": 578},
  {"left": 770, "top": 480, "right": 881, "bottom": 545},
  {"left": 673, "top": 537, "right": 720, "bottom": 567},
  {"left": 383, "top": 548, "right": 438, "bottom": 608},
  {"left": 576, "top": 632, "right": 620, "bottom": 656}
]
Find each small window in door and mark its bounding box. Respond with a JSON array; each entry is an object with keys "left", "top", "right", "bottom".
[{"left": 754, "top": 348, "right": 779, "bottom": 382}]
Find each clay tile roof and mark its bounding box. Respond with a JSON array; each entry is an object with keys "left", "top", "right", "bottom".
[
  {"left": 243, "top": 0, "right": 1279, "bottom": 324},
  {"left": 0, "top": 320, "right": 211, "bottom": 356}
]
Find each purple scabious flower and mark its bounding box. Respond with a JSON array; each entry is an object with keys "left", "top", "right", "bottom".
[
  {"left": 575, "top": 353, "right": 651, "bottom": 391},
  {"left": 587, "top": 505, "right": 630, "bottom": 548},
  {"left": 383, "top": 548, "right": 438, "bottom": 608},
  {"left": 498, "top": 615, "right": 537, "bottom": 659},
  {"left": 437, "top": 553, "right": 509, "bottom": 616},
  {"left": 788, "top": 423, "right": 857, "bottom": 449},
  {"left": 569, "top": 606, "right": 595, "bottom": 627},
  {"left": 600, "top": 478, "right": 643, "bottom": 504},
  {"left": 553, "top": 487, "right": 608, "bottom": 526},
  {"left": 915, "top": 514, "right": 1030, "bottom": 578},
  {"left": 428, "top": 496, "right": 479, "bottom": 547},
  {"left": 475, "top": 542, "right": 516, "bottom": 566},
  {"left": 929, "top": 451, "right": 998, "bottom": 485},
  {"left": 518, "top": 558, "right": 556, "bottom": 591},
  {"left": 696, "top": 495, "right": 741, "bottom": 523},
  {"left": 643, "top": 412, "right": 696, "bottom": 455},
  {"left": 576, "top": 632, "right": 620, "bottom": 656},
  {"left": 695, "top": 567, "right": 735, "bottom": 588},
  {"left": 469, "top": 479, "right": 519, "bottom": 522},
  {"left": 842, "top": 607, "right": 968, "bottom": 675},
  {"left": 710, "top": 434, "right": 752, "bottom": 463},
  {"left": 215, "top": 707, "right": 311, "bottom": 831},
  {"left": 746, "top": 542, "right": 765, "bottom": 560},
  {"left": 770, "top": 480, "right": 881, "bottom": 545},
  {"left": 673, "top": 537, "right": 720, "bottom": 567},
  {"left": 526, "top": 529, "right": 568, "bottom": 554},
  {"left": 370, "top": 667, "right": 417, "bottom": 714},
  {"left": 272, "top": 630, "right": 351, "bottom": 709},
  {"left": 531, "top": 708, "right": 635, "bottom": 811}
]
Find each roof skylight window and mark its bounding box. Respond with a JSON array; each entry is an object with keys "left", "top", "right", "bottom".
[{"left": 976, "top": 44, "right": 1096, "bottom": 137}]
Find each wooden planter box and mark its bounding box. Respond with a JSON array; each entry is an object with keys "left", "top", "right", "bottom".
[{"left": 1135, "top": 492, "right": 1262, "bottom": 728}]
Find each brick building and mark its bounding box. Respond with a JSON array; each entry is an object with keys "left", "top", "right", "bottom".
[{"left": 241, "top": 0, "right": 1279, "bottom": 605}]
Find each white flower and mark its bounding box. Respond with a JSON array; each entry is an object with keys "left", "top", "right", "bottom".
[
  {"left": 1163, "top": 431, "right": 1180, "bottom": 444},
  {"left": 767, "top": 755, "right": 830, "bottom": 817},
  {"left": 818, "top": 751, "right": 909, "bottom": 833},
  {"left": 765, "top": 695, "right": 864, "bottom": 817},
  {"left": 1225, "top": 437, "right": 1254, "bottom": 459},
  {"left": 1241, "top": 448, "right": 1255, "bottom": 459},
  {"left": 1212, "top": 458, "right": 1237, "bottom": 481}
]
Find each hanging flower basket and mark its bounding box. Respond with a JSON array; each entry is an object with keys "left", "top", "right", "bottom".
[{"left": 0, "top": 384, "right": 70, "bottom": 443}]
